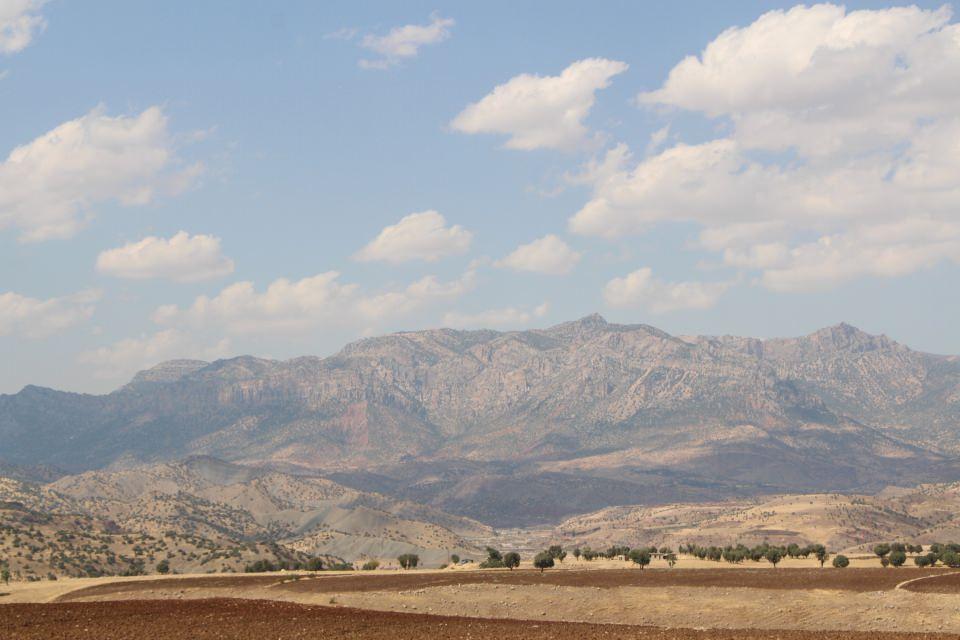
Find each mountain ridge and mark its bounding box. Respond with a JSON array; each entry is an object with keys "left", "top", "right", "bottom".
[{"left": 2, "top": 316, "right": 959, "bottom": 526}]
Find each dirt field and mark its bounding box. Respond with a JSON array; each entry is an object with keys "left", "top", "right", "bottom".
[
  {"left": 55, "top": 567, "right": 940, "bottom": 602},
  {"left": 7, "top": 567, "right": 960, "bottom": 637},
  {"left": 2, "top": 599, "right": 957, "bottom": 640}
]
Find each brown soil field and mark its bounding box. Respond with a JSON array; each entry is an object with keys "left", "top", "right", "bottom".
[
  {"left": 278, "top": 567, "right": 931, "bottom": 594},
  {"left": 2, "top": 599, "right": 955, "bottom": 640},
  {"left": 900, "top": 572, "right": 960, "bottom": 593},
  {"left": 56, "top": 567, "right": 939, "bottom": 602}
]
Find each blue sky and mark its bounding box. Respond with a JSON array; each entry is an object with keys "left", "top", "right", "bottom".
[{"left": 2, "top": 0, "right": 959, "bottom": 393}]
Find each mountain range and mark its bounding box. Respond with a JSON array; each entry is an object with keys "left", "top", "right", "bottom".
[{"left": 2, "top": 315, "right": 960, "bottom": 526}]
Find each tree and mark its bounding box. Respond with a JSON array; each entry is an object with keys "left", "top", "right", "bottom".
[
  {"left": 155, "top": 560, "right": 170, "bottom": 575},
  {"left": 915, "top": 555, "right": 932, "bottom": 568},
  {"left": 533, "top": 552, "right": 554, "bottom": 573},
  {"left": 480, "top": 547, "right": 504, "bottom": 569},
  {"left": 664, "top": 552, "right": 678, "bottom": 568},
  {"left": 765, "top": 548, "right": 783, "bottom": 568},
  {"left": 833, "top": 555, "right": 850, "bottom": 568},
  {"left": 397, "top": 554, "right": 419, "bottom": 570},
  {"left": 941, "top": 550, "right": 960, "bottom": 568},
  {"left": 572, "top": 548, "right": 581, "bottom": 560},
  {"left": 873, "top": 543, "right": 891, "bottom": 561},
  {"left": 450, "top": 554, "right": 460, "bottom": 565},
  {"left": 502, "top": 552, "right": 520, "bottom": 570},
  {"left": 812, "top": 545, "right": 829, "bottom": 568},
  {"left": 547, "top": 545, "right": 566, "bottom": 562},
  {"left": 362, "top": 560, "right": 380, "bottom": 571},
  {"left": 1, "top": 567, "right": 9, "bottom": 585},
  {"left": 628, "top": 548, "right": 651, "bottom": 570},
  {"left": 889, "top": 550, "right": 907, "bottom": 568}
]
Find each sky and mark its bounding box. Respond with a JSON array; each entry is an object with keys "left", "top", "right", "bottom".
[{"left": 2, "top": 0, "right": 959, "bottom": 394}]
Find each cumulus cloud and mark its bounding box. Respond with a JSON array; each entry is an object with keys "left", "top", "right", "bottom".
[
  {"left": 495, "top": 234, "right": 581, "bottom": 275},
  {"left": 572, "top": 5, "right": 960, "bottom": 291},
  {"left": 0, "top": 106, "right": 202, "bottom": 242},
  {"left": 451, "top": 58, "right": 628, "bottom": 151},
  {"left": 96, "top": 231, "right": 234, "bottom": 282},
  {"left": 0, "top": 0, "right": 46, "bottom": 54},
  {"left": 603, "top": 268, "right": 729, "bottom": 313},
  {"left": 354, "top": 210, "right": 472, "bottom": 263},
  {"left": 442, "top": 302, "right": 548, "bottom": 329},
  {"left": 358, "top": 13, "right": 453, "bottom": 69},
  {"left": 153, "top": 269, "right": 475, "bottom": 336},
  {"left": 78, "top": 330, "right": 231, "bottom": 381},
  {"left": 0, "top": 289, "right": 99, "bottom": 338}
]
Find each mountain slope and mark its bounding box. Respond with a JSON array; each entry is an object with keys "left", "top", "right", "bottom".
[{"left": 2, "top": 316, "right": 959, "bottom": 525}]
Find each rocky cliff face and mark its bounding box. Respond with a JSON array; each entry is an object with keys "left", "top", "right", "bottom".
[{"left": 2, "top": 316, "right": 959, "bottom": 525}]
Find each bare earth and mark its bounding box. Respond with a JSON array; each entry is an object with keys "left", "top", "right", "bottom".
[{"left": 5, "top": 564, "right": 960, "bottom": 638}]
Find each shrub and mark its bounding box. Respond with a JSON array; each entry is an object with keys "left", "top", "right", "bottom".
[
  {"left": 155, "top": 560, "right": 170, "bottom": 575},
  {"left": 833, "top": 555, "right": 850, "bottom": 568},
  {"left": 362, "top": 560, "right": 380, "bottom": 571}
]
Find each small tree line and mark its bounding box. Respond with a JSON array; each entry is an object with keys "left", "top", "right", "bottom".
[{"left": 873, "top": 542, "right": 960, "bottom": 568}]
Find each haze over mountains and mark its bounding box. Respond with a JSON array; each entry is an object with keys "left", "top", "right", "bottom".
[{"left": 2, "top": 315, "right": 960, "bottom": 527}]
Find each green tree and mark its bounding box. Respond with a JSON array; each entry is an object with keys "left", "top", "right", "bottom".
[
  {"left": 889, "top": 550, "right": 907, "bottom": 568},
  {"left": 812, "top": 544, "right": 829, "bottom": 568},
  {"left": 765, "top": 548, "right": 783, "bottom": 568},
  {"left": 833, "top": 554, "right": 850, "bottom": 568},
  {"left": 155, "top": 560, "right": 170, "bottom": 575},
  {"left": 502, "top": 552, "right": 521, "bottom": 570},
  {"left": 397, "top": 554, "right": 419, "bottom": 570},
  {"left": 533, "top": 552, "right": 554, "bottom": 573},
  {"left": 628, "top": 548, "right": 651, "bottom": 569},
  {"left": 450, "top": 554, "right": 460, "bottom": 564},
  {"left": 572, "top": 548, "right": 581, "bottom": 560},
  {"left": 941, "top": 550, "right": 960, "bottom": 568},
  {"left": 1, "top": 567, "right": 9, "bottom": 585},
  {"left": 362, "top": 560, "right": 380, "bottom": 571},
  {"left": 873, "top": 543, "right": 891, "bottom": 561},
  {"left": 914, "top": 555, "right": 932, "bottom": 568},
  {"left": 664, "top": 552, "right": 678, "bottom": 568}
]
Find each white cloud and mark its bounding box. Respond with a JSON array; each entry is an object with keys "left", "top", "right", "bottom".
[
  {"left": 450, "top": 58, "right": 629, "bottom": 151},
  {"left": 78, "top": 329, "right": 231, "bottom": 381},
  {"left": 603, "top": 268, "right": 729, "bottom": 313},
  {"left": 442, "top": 302, "right": 548, "bottom": 329},
  {"left": 0, "top": 0, "right": 46, "bottom": 54},
  {"left": 0, "top": 289, "right": 99, "bottom": 338},
  {"left": 0, "top": 106, "right": 203, "bottom": 242},
  {"left": 154, "top": 269, "right": 475, "bottom": 336},
  {"left": 354, "top": 210, "right": 472, "bottom": 263},
  {"left": 358, "top": 13, "right": 453, "bottom": 69},
  {"left": 495, "top": 234, "right": 580, "bottom": 275},
  {"left": 572, "top": 5, "right": 960, "bottom": 291},
  {"left": 96, "top": 231, "right": 234, "bottom": 282}
]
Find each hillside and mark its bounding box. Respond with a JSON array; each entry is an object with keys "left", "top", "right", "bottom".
[
  {"left": 0, "top": 457, "right": 488, "bottom": 572},
  {"left": 508, "top": 484, "right": 960, "bottom": 554},
  {"left": 2, "top": 316, "right": 959, "bottom": 525}
]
